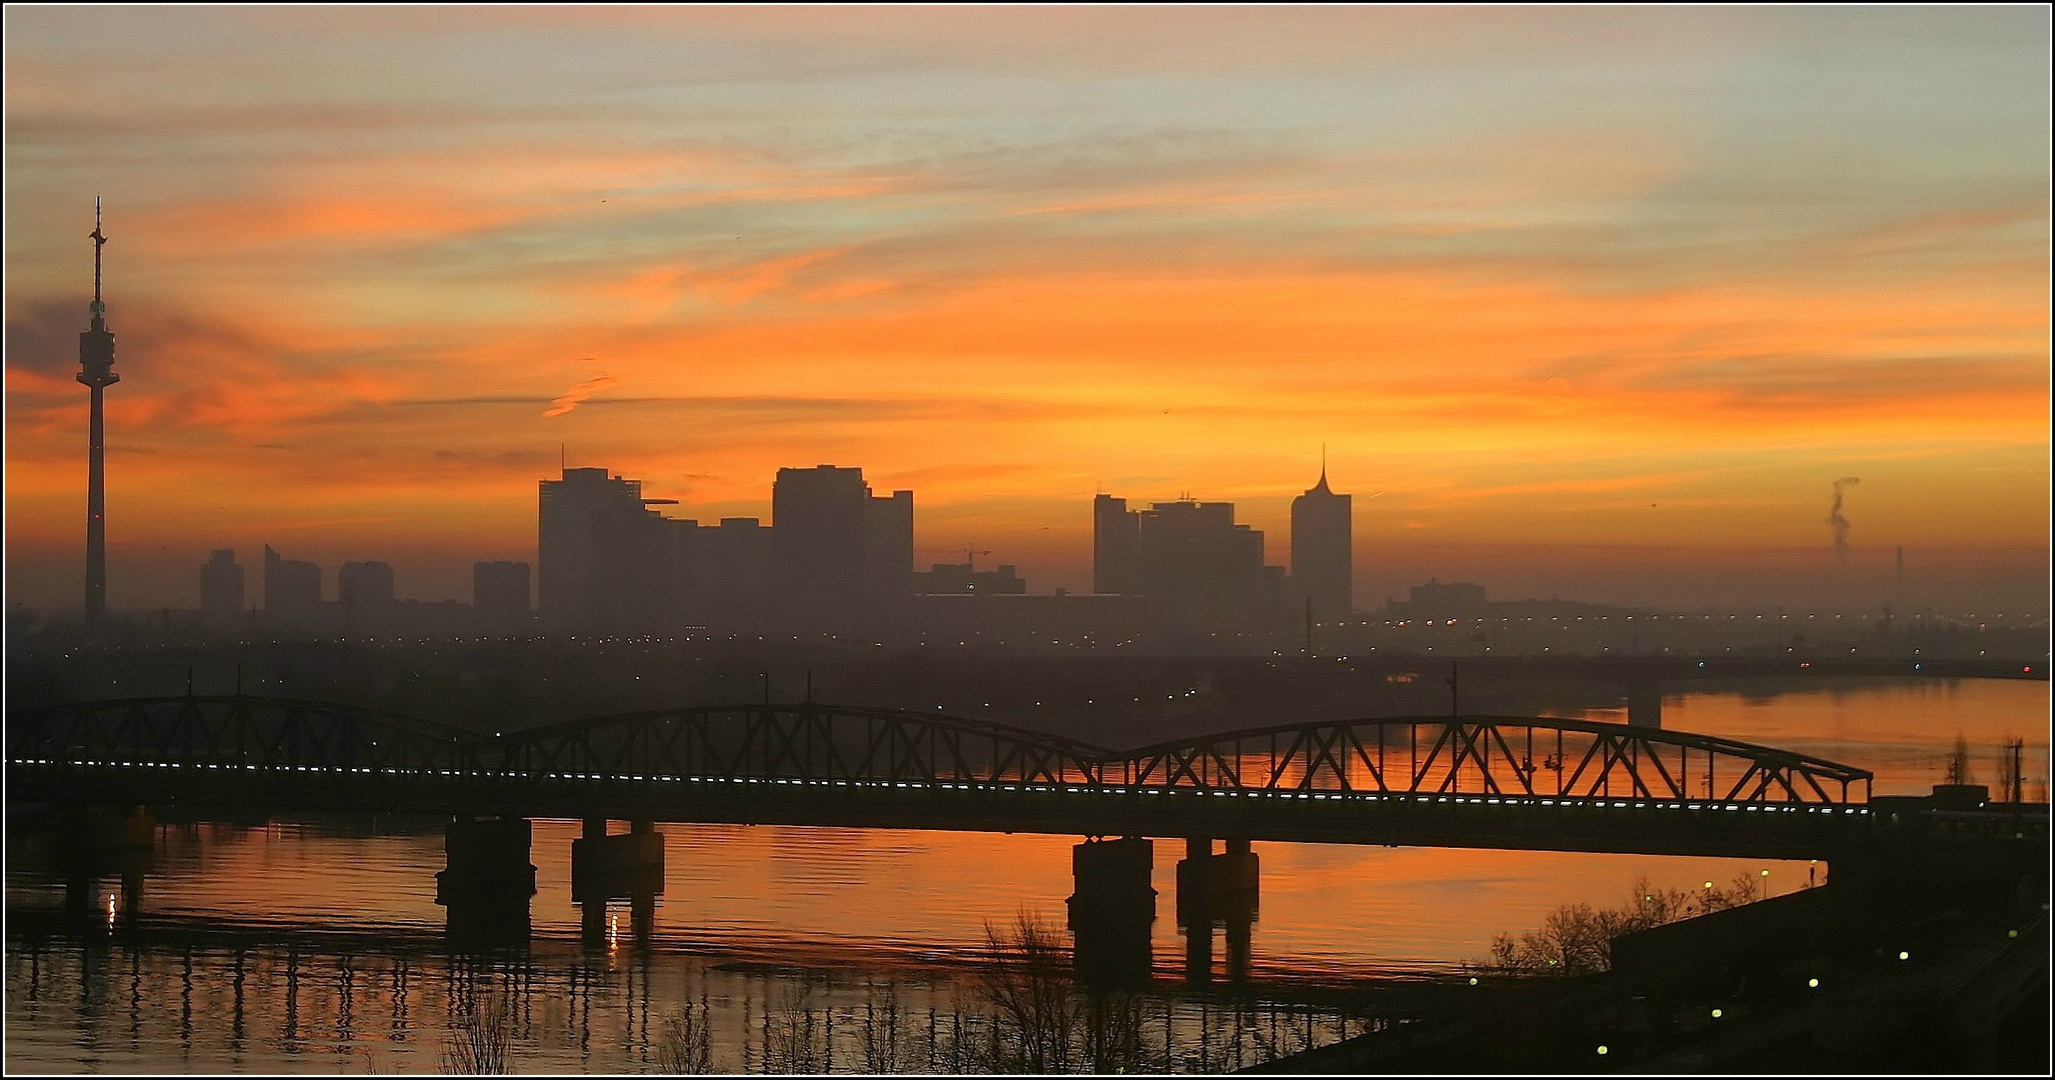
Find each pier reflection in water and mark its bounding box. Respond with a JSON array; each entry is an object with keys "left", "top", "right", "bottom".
[{"left": 6, "top": 917, "right": 1381, "bottom": 1074}]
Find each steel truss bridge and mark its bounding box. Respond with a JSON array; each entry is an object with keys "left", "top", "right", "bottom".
[{"left": 7, "top": 696, "right": 1876, "bottom": 859}]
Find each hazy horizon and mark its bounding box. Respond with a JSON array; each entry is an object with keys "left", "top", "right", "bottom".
[{"left": 6, "top": 6, "right": 2049, "bottom": 619}]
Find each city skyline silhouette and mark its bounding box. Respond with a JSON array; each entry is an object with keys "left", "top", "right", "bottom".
[{"left": 4, "top": 8, "right": 2045, "bottom": 621}]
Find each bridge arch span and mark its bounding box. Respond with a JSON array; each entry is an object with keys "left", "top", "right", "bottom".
[
  {"left": 1114, "top": 714, "right": 1871, "bottom": 804},
  {"left": 487, "top": 703, "right": 1118, "bottom": 786}
]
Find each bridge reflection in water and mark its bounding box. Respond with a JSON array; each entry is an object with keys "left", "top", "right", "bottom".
[{"left": 9, "top": 695, "right": 1876, "bottom": 983}]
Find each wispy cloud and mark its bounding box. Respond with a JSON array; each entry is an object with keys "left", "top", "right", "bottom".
[{"left": 542, "top": 372, "right": 618, "bottom": 417}]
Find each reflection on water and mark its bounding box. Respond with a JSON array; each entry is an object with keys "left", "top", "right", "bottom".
[
  {"left": 1557, "top": 676, "right": 2049, "bottom": 796},
  {"left": 6, "top": 677, "right": 2045, "bottom": 1073},
  {"left": 4, "top": 921, "right": 1380, "bottom": 1074}
]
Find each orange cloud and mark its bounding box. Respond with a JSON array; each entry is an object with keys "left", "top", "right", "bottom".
[{"left": 543, "top": 372, "right": 619, "bottom": 417}]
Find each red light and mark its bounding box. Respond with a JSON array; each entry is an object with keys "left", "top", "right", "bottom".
[
  {"left": 2026, "top": 667, "right": 2034, "bottom": 674},
  {"left": 1800, "top": 662, "right": 1811, "bottom": 669}
]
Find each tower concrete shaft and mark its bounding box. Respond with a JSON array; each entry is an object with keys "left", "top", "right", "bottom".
[{"left": 78, "top": 199, "right": 119, "bottom": 620}]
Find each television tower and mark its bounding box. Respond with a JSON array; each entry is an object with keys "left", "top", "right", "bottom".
[{"left": 78, "top": 198, "right": 119, "bottom": 621}]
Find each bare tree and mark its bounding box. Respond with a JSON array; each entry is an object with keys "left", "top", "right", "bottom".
[
  {"left": 1079, "top": 984, "right": 1145, "bottom": 1074},
  {"left": 439, "top": 990, "right": 513, "bottom": 1075},
  {"left": 654, "top": 991, "right": 713, "bottom": 1074},
  {"left": 860, "top": 980, "right": 905, "bottom": 1073},
  {"left": 1487, "top": 873, "right": 1760, "bottom": 976},
  {"left": 1947, "top": 733, "right": 1976, "bottom": 785},
  {"left": 760, "top": 982, "right": 822, "bottom": 1074},
  {"left": 978, "top": 910, "right": 1082, "bottom": 1073}
]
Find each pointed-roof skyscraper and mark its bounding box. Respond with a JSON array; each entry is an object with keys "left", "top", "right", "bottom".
[
  {"left": 1290, "top": 455, "right": 1352, "bottom": 622},
  {"left": 78, "top": 199, "right": 120, "bottom": 621}
]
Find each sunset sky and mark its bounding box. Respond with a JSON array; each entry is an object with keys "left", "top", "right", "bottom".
[{"left": 6, "top": 6, "right": 2048, "bottom": 612}]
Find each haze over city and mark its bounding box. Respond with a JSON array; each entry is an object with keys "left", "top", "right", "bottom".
[{"left": 6, "top": 6, "right": 2046, "bottom": 617}]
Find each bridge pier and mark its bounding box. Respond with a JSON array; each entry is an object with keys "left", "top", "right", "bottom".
[
  {"left": 435, "top": 817, "right": 536, "bottom": 948},
  {"left": 1177, "top": 836, "right": 1259, "bottom": 984},
  {"left": 574, "top": 818, "right": 665, "bottom": 950},
  {"left": 1067, "top": 836, "right": 1155, "bottom": 986},
  {"left": 572, "top": 818, "right": 666, "bottom": 902},
  {"left": 60, "top": 853, "right": 149, "bottom": 934},
  {"left": 1176, "top": 837, "right": 1259, "bottom": 921}
]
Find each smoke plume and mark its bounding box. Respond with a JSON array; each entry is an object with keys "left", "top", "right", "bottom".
[{"left": 1826, "top": 476, "right": 1861, "bottom": 557}]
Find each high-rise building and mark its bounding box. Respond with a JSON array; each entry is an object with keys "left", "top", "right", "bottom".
[
  {"left": 474, "top": 561, "right": 531, "bottom": 617},
  {"left": 772, "top": 466, "right": 869, "bottom": 604},
  {"left": 537, "top": 466, "right": 681, "bottom": 629},
  {"left": 771, "top": 465, "right": 912, "bottom": 620},
  {"left": 338, "top": 561, "right": 396, "bottom": 613},
  {"left": 199, "top": 549, "right": 244, "bottom": 624},
  {"left": 263, "top": 544, "right": 323, "bottom": 613},
  {"left": 863, "top": 488, "right": 914, "bottom": 599},
  {"left": 1132, "top": 500, "right": 1269, "bottom": 607},
  {"left": 1094, "top": 492, "right": 1280, "bottom": 618},
  {"left": 1093, "top": 494, "right": 1140, "bottom": 594},
  {"left": 1290, "top": 465, "right": 1353, "bottom": 620},
  {"left": 78, "top": 200, "right": 119, "bottom": 621}
]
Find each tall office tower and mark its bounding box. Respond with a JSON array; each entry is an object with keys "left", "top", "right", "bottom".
[
  {"left": 263, "top": 544, "right": 323, "bottom": 613},
  {"left": 338, "top": 561, "right": 396, "bottom": 612},
  {"left": 862, "top": 487, "right": 914, "bottom": 599},
  {"left": 473, "top": 560, "right": 532, "bottom": 617},
  {"left": 537, "top": 466, "right": 680, "bottom": 629},
  {"left": 77, "top": 200, "right": 119, "bottom": 621},
  {"left": 772, "top": 466, "right": 869, "bottom": 606},
  {"left": 1132, "top": 499, "right": 1269, "bottom": 608},
  {"left": 199, "top": 549, "right": 244, "bottom": 624},
  {"left": 770, "top": 465, "right": 912, "bottom": 624},
  {"left": 1290, "top": 465, "right": 1353, "bottom": 620},
  {"left": 1093, "top": 494, "right": 1141, "bottom": 594}
]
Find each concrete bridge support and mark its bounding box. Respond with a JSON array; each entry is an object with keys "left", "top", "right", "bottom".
[
  {"left": 1067, "top": 836, "right": 1155, "bottom": 986},
  {"left": 435, "top": 817, "right": 536, "bottom": 947},
  {"left": 572, "top": 818, "right": 666, "bottom": 901},
  {"left": 48, "top": 805, "right": 156, "bottom": 934},
  {"left": 574, "top": 818, "right": 665, "bottom": 949},
  {"left": 1177, "top": 836, "right": 1259, "bottom": 984}
]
